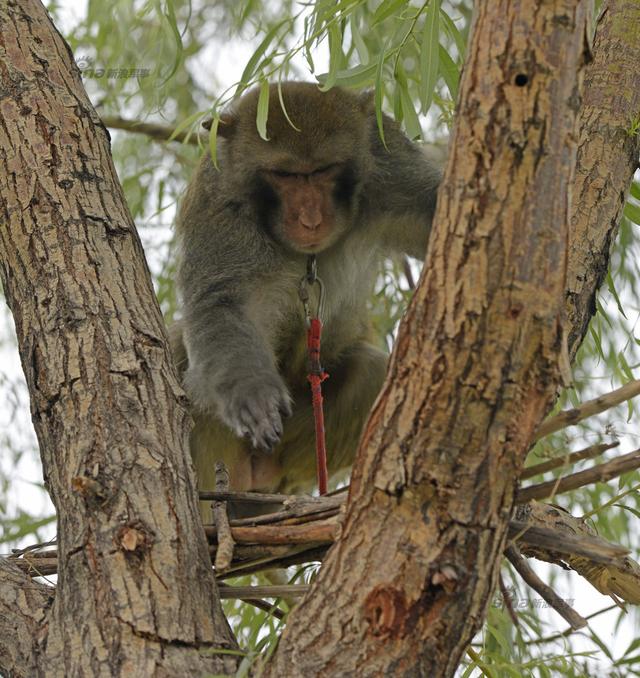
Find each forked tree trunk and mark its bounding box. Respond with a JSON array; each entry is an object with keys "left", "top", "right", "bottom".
[
  {"left": 0, "top": 0, "right": 639, "bottom": 676},
  {"left": 566, "top": 0, "right": 640, "bottom": 360},
  {"left": 264, "top": 2, "right": 592, "bottom": 675},
  {"left": 0, "top": 1, "right": 237, "bottom": 676}
]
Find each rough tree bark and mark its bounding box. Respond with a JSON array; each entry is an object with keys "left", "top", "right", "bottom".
[
  {"left": 0, "top": 1, "right": 237, "bottom": 676},
  {"left": 566, "top": 0, "right": 640, "bottom": 360},
  {"left": 264, "top": 1, "right": 592, "bottom": 676},
  {"left": 1, "top": 0, "right": 639, "bottom": 676}
]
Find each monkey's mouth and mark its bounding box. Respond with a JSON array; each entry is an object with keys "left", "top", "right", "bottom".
[
  {"left": 288, "top": 236, "right": 324, "bottom": 253},
  {"left": 296, "top": 240, "right": 333, "bottom": 255}
]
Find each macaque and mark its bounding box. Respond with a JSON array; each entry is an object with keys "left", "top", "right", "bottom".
[{"left": 172, "top": 82, "right": 440, "bottom": 517}]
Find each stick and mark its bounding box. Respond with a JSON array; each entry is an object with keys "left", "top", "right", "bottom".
[
  {"left": 232, "top": 597, "right": 285, "bottom": 620},
  {"left": 505, "top": 545, "right": 588, "bottom": 630},
  {"left": 216, "top": 546, "right": 329, "bottom": 580},
  {"left": 517, "top": 448, "right": 640, "bottom": 503},
  {"left": 498, "top": 574, "right": 520, "bottom": 626},
  {"left": 212, "top": 463, "right": 235, "bottom": 572},
  {"left": 535, "top": 379, "right": 640, "bottom": 440},
  {"left": 521, "top": 441, "right": 618, "bottom": 480},
  {"left": 527, "top": 604, "right": 617, "bottom": 645},
  {"left": 229, "top": 494, "right": 344, "bottom": 526},
  {"left": 218, "top": 584, "right": 309, "bottom": 599},
  {"left": 206, "top": 519, "right": 338, "bottom": 546},
  {"left": 200, "top": 491, "right": 291, "bottom": 504},
  {"left": 100, "top": 115, "right": 202, "bottom": 145},
  {"left": 508, "top": 521, "right": 628, "bottom": 564}
]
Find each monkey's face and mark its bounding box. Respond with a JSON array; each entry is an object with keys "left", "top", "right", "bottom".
[
  {"left": 258, "top": 163, "right": 356, "bottom": 253},
  {"left": 217, "top": 82, "right": 372, "bottom": 254}
]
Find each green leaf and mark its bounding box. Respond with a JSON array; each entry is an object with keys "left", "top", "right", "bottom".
[
  {"left": 277, "top": 80, "right": 300, "bottom": 131},
  {"left": 158, "top": 0, "right": 184, "bottom": 84},
  {"left": 615, "top": 654, "right": 640, "bottom": 667},
  {"left": 616, "top": 503, "right": 640, "bottom": 520},
  {"left": 623, "top": 200, "right": 640, "bottom": 225},
  {"left": 374, "top": 48, "right": 387, "bottom": 146},
  {"left": 485, "top": 622, "right": 511, "bottom": 656},
  {"left": 439, "top": 8, "right": 467, "bottom": 58},
  {"left": 399, "top": 82, "right": 422, "bottom": 140},
  {"left": 303, "top": 16, "right": 315, "bottom": 71},
  {"left": 392, "top": 80, "right": 403, "bottom": 122},
  {"left": 596, "top": 298, "right": 613, "bottom": 329},
  {"left": 350, "top": 11, "right": 369, "bottom": 63},
  {"left": 318, "top": 62, "right": 378, "bottom": 89},
  {"left": 629, "top": 181, "right": 640, "bottom": 201},
  {"left": 207, "top": 114, "right": 221, "bottom": 168},
  {"left": 618, "top": 352, "right": 635, "bottom": 386},
  {"left": 170, "top": 110, "right": 207, "bottom": 142},
  {"left": 590, "top": 629, "right": 614, "bottom": 660},
  {"left": 321, "top": 22, "right": 345, "bottom": 91},
  {"left": 606, "top": 270, "right": 627, "bottom": 318},
  {"left": 419, "top": 0, "right": 440, "bottom": 114},
  {"left": 237, "top": 19, "right": 289, "bottom": 94},
  {"left": 256, "top": 79, "right": 270, "bottom": 140},
  {"left": 438, "top": 44, "right": 459, "bottom": 100},
  {"left": 0, "top": 513, "right": 56, "bottom": 544},
  {"left": 589, "top": 323, "right": 605, "bottom": 361},
  {"left": 459, "top": 664, "right": 475, "bottom": 678},
  {"left": 372, "top": 0, "right": 406, "bottom": 27}
]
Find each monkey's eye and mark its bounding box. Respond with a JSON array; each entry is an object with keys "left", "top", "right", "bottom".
[
  {"left": 271, "top": 169, "right": 297, "bottom": 178},
  {"left": 312, "top": 164, "right": 338, "bottom": 176}
]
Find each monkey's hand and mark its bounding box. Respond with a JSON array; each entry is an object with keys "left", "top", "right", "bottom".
[{"left": 216, "top": 370, "right": 293, "bottom": 451}]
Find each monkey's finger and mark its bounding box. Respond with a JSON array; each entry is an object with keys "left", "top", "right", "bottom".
[
  {"left": 279, "top": 396, "right": 293, "bottom": 419},
  {"left": 237, "top": 402, "right": 282, "bottom": 451},
  {"left": 257, "top": 408, "right": 284, "bottom": 450},
  {"left": 250, "top": 417, "right": 281, "bottom": 452}
]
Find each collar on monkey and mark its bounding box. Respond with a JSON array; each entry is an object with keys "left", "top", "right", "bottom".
[
  {"left": 298, "top": 254, "right": 329, "bottom": 495},
  {"left": 298, "top": 254, "right": 325, "bottom": 325}
]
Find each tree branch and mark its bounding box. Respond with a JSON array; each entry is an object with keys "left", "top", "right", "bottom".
[
  {"left": 100, "top": 114, "right": 203, "bottom": 145},
  {"left": 0, "top": 2, "right": 236, "bottom": 674},
  {"left": 517, "top": 448, "right": 640, "bottom": 502},
  {"left": 521, "top": 441, "right": 618, "bottom": 480},
  {"left": 212, "top": 462, "right": 235, "bottom": 573},
  {"left": 514, "top": 500, "right": 640, "bottom": 605},
  {"left": 0, "top": 559, "right": 53, "bottom": 677},
  {"left": 535, "top": 380, "right": 640, "bottom": 440},
  {"left": 265, "top": 3, "right": 592, "bottom": 675},
  {"left": 565, "top": 0, "right": 640, "bottom": 360},
  {"left": 505, "top": 545, "right": 588, "bottom": 630}
]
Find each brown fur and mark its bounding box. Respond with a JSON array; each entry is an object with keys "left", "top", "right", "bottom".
[{"left": 172, "top": 82, "right": 440, "bottom": 519}]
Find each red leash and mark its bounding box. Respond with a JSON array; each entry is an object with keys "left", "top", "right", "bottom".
[
  {"left": 299, "top": 255, "right": 330, "bottom": 495},
  {"left": 306, "top": 317, "right": 329, "bottom": 495}
]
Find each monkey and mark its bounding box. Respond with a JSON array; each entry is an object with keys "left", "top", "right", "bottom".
[{"left": 172, "top": 82, "right": 441, "bottom": 519}]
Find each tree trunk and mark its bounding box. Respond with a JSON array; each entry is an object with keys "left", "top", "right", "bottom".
[
  {"left": 2, "top": 0, "right": 639, "bottom": 676},
  {"left": 265, "top": 2, "right": 591, "bottom": 676},
  {"left": 566, "top": 0, "right": 640, "bottom": 360},
  {"left": 0, "top": 1, "right": 237, "bottom": 676}
]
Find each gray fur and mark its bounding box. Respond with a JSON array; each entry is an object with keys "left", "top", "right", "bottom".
[{"left": 174, "top": 82, "right": 441, "bottom": 489}]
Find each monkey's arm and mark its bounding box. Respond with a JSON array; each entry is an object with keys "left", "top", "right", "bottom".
[
  {"left": 177, "top": 207, "right": 292, "bottom": 451},
  {"left": 367, "top": 119, "right": 442, "bottom": 260}
]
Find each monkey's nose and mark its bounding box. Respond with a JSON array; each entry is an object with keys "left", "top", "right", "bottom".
[{"left": 299, "top": 208, "right": 322, "bottom": 230}]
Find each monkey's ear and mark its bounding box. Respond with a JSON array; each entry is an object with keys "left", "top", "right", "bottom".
[
  {"left": 358, "top": 89, "right": 375, "bottom": 114},
  {"left": 201, "top": 112, "right": 238, "bottom": 137},
  {"left": 217, "top": 112, "right": 238, "bottom": 138}
]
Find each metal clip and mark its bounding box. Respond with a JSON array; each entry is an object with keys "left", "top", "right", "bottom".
[
  {"left": 306, "top": 254, "right": 317, "bottom": 284},
  {"left": 298, "top": 256, "right": 325, "bottom": 326}
]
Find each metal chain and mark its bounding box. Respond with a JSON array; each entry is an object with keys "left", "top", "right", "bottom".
[{"left": 298, "top": 255, "right": 325, "bottom": 326}]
